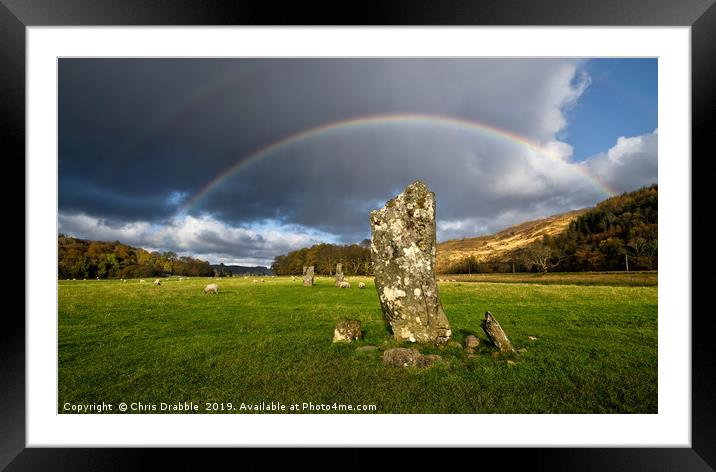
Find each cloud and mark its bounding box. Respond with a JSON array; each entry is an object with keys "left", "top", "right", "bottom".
[
  {"left": 59, "top": 212, "right": 337, "bottom": 266},
  {"left": 582, "top": 129, "right": 658, "bottom": 194}
]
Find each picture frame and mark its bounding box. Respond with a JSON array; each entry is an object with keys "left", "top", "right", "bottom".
[{"left": 4, "top": 0, "right": 711, "bottom": 468}]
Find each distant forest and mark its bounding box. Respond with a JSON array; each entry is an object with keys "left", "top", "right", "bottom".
[
  {"left": 271, "top": 242, "right": 373, "bottom": 276},
  {"left": 446, "top": 185, "right": 658, "bottom": 274},
  {"left": 58, "top": 235, "right": 215, "bottom": 279}
]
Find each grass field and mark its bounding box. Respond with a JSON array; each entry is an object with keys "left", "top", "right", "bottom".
[
  {"left": 439, "top": 271, "right": 658, "bottom": 286},
  {"left": 58, "top": 275, "right": 657, "bottom": 414}
]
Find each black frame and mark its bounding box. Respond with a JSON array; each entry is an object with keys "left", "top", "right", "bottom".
[{"left": 3, "top": 0, "right": 712, "bottom": 469}]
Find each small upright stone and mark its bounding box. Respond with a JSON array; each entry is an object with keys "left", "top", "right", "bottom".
[
  {"left": 332, "top": 319, "right": 362, "bottom": 343},
  {"left": 335, "top": 263, "right": 344, "bottom": 287},
  {"left": 370, "top": 180, "right": 452, "bottom": 344},
  {"left": 303, "top": 266, "right": 315, "bottom": 286},
  {"left": 481, "top": 311, "right": 514, "bottom": 352}
]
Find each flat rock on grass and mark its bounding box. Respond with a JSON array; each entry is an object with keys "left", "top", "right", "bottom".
[
  {"left": 382, "top": 348, "right": 444, "bottom": 368},
  {"left": 356, "top": 345, "right": 379, "bottom": 353},
  {"left": 382, "top": 348, "right": 423, "bottom": 367}
]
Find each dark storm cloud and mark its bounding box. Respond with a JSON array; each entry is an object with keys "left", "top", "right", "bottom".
[
  {"left": 59, "top": 58, "right": 579, "bottom": 221},
  {"left": 59, "top": 58, "right": 656, "bottom": 264}
]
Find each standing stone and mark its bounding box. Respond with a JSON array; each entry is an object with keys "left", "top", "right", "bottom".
[
  {"left": 481, "top": 311, "right": 514, "bottom": 352},
  {"left": 335, "top": 263, "right": 344, "bottom": 287},
  {"left": 302, "top": 266, "right": 307, "bottom": 275},
  {"left": 303, "top": 266, "right": 315, "bottom": 286},
  {"left": 370, "top": 180, "right": 452, "bottom": 344}
]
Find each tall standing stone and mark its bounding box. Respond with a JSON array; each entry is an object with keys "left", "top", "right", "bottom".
[
  {"left": 370, "top": 180, "right": 452, "bottom": 344},
  {"left": 335, "top": 263, "right": 344, "bottom": 287},
  {"left": 303, "top": 266, "right": 315, "bottom": 286}
]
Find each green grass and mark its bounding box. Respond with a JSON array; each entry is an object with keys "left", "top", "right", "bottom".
[
  {"left": 58, "top": 275, "right": 657, "bottom": 414},
  {"left": 441, "top": 271, "right": 658, "bottom": 286}
]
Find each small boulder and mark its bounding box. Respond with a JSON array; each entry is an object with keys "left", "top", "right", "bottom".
[
  {"left": 464, "top": 335, "right": 480, "bottom": 349},
  {"left": 332, "top": 320, "right": 362, "bottom": 343}
]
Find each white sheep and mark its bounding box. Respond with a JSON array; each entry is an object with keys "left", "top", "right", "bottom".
[
  {"left": 339, "top": 281, "right": 351, "bottom": 289},
  {"left": 154, "top": 279, "right": 161, "bottom": 286},
  {"left": 204, "top": 283, "right": 219, "bottom": 294},
  {"left": 358, "top": 282, "right": 366, "bottom": 289}
]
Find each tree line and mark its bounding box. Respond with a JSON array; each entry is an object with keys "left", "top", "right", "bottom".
[
  {"left": 58, "top": 235, "right": 215, "bottom": 279},
  {"left": 442, "top": 184, "right": 658, "bottom": 273},
  {"left": 271, "top": 241, "right": 373, "bottom": 276}
]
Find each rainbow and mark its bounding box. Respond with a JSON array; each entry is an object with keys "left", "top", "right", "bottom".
[{"left": 180, "top": 113, "right": 616, "bottom": 212}]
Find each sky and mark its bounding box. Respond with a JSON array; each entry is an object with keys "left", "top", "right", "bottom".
[{"left": 58, "top": 58, "right": 658, "bottom": 267}]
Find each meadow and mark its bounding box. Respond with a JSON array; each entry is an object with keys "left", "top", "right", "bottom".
[{"left": 58, "top": 274, "right": 657, "bottom": 414}]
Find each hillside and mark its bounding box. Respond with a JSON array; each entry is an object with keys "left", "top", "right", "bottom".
[
  {"left": 436, "top": 184, "right": 657, "bottom": 273},
  {"left": 436, "top": 208, "right": 589, "bottom": 272}
]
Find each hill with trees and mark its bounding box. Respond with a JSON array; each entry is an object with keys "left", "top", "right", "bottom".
[
  {"left": 438, "top": 184, "right": 657, "bottom": 273},
  {"left": 58, "top": 235, "right": 215, "bottom": 279}
]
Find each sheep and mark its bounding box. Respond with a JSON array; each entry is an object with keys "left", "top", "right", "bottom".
[
  {"left": 358, "top": 282, "right": 366, "bottom": 289},
  {"left": 338, "top": 281, "right": 351, "bottom": 289},
  {"left": 139, "top": 279, "right": 145, "bottom": 283},
  {"left": 204, "top": 283, "right": 219, "bottom": 294},
  {"left": 154, "top": 279, "right": 161, "bottom": 286}
]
